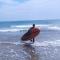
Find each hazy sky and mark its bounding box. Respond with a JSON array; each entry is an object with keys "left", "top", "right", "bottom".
[{"left": 0, "top": 0, "right": 60, "bottom": 21}]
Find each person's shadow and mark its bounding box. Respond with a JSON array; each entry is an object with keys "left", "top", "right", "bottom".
[{"left": 22, "top": 44, "right": 39, "bottom": 60}]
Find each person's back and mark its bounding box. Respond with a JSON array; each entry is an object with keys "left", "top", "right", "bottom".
[{"left": 27, "top": 24, "right": 35, "bottom": 35}]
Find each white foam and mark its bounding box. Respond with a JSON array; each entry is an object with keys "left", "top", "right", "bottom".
[
  {"left": 0, "top": 29, "right": 20, "bottom": 32},
  {"left": 32, "top": 40, "right": 60, "bottom": 47},
  {"left": 11, "top": 25, "right": 32, "bottom": 28},
  {"left": 48, "top": 26, "right": 60, "bottom": 30},
  {"left": 11, "top": 24, "right": 49, "bottom": 29},
  {"left": 0, "top": 41, "right": 21, "bottom": 45},
  {"left": 9, "top": 24, "right": 60, "bottom": 31},
  {"left": 0, "top": 40, "right": 60, "bottom": 47},
  {"left": 0, "top": 24, "right": 60, "bottom": 32},
  {"left": 0, "top": 24, "right": 44, "bottom": 32}
]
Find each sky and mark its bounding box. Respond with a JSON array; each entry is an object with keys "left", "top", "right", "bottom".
[{"left": 0, "top": 0, "right": 60, "bottom": 21}]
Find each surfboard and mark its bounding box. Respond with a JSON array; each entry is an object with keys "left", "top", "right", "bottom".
[{"left": 21, "top": 28, "right": 40, "bottom": 41}]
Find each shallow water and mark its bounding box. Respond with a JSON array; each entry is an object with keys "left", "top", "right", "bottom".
[
  {"left": 0, "top": 42, "right": 60, "bottom": 60},
  {"left": 0, "top": 29, "right": 60, "bottom": 60}
]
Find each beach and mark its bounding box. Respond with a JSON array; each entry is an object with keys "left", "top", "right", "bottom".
[
  {"left": 0, "top": 29, "right": 60, "bottom": 60},
  {"left": 0, "top": 20, "right": 60, "bottom": 60},
  {"left": 0, "top": 0, "right": 60, "bottom": 59}
]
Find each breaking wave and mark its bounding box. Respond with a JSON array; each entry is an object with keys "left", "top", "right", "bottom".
[
  {"left": 0, "top": 40, "right": 60, "bottom": 47},
  {"left": 0, "top": 24, "right": 60, "bottom": 32}
]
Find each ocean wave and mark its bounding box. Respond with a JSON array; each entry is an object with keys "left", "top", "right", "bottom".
[
  {"left": 0, "top": 29, "right": 20, "bottom": 32},
  {"left": 47, "top": 26, "right": 60, "bottom": 30},
  {"left": 0, "top": 24, "right": 60, "bottom": 32},
  {"left": 11, "top": 24, "right": 60, "bottom": 30},
  {"left": 11, "top": 24, "right": 49, "bottom": 28},
  {"left": 0, "top": 40, "right": 60, "bottom": 46},
  {"left": 33, "top": 40, "right": 60, "bottom": 47}
]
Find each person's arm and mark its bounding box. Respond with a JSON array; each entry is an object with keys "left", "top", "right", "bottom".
[{"left": 28, "top": 27, "right": 33, "bottom": 33}]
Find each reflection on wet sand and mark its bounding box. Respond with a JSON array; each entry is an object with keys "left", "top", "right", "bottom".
[{"left": 22, "top": 44, "right": 39, "bottom": 60}]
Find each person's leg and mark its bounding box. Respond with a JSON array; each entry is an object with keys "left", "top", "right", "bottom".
[
  {"left": 33, "top": 38, "right": 35, "bottom": 43},
  {"left": 31, "top": 40, "right": 32, "bottom": 42},
  {"left": 30, "top": 38, "right": 35, "bottom": 43}
]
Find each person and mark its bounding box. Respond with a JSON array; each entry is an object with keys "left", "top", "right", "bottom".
[
  {"left": 27, "top": 24, "right": 35, "bottom": 43},
  {"left": 21, "top": 24, "right": 40, "bottom": 43}
]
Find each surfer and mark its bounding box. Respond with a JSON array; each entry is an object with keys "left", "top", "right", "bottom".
[
  {"left": 27, "top": 24, "right": 35, "bottom": 43},
  {"left": 21, "top": 24, "right": 40, "bottom": 44}
]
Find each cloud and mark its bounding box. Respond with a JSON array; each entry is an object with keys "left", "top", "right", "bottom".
[
  {"left": 14, "top": 0, "right": 29, "bottom": 3},
  {"left": 0, "top": 0, "right": 29, "bottom": 6},
  {"left": 0, "top": 0, "right": 60, "bottom": 21},
  {"left": 0, "top": 0, "right": 18, "bottom": 6}
]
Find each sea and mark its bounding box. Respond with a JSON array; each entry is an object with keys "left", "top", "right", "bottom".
[{"left": 0, "top": 20, "right": 60, "bottom": 60}]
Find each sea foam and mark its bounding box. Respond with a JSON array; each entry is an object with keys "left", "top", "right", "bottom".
[
  {"left": 0, "top": 40, "right": 60, "bottom": 47},
  {"left": 0, "top": 24, "right": 60, "bottom": 32}
]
